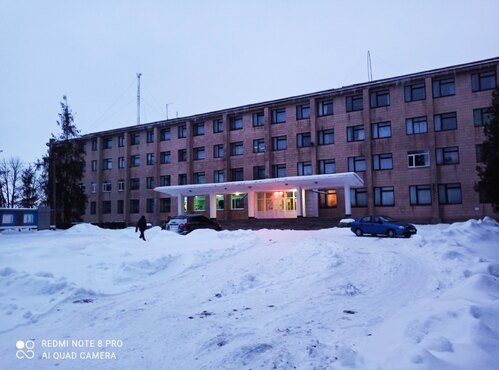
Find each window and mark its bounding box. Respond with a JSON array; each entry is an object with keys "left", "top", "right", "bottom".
[
  {"left": 253, "top": 166, "right": 265, "bottom": 180},
  {"left": 271, "top": 108, "right": 286, "bottom": 124},
  {"left": 318, "top": 159, "right": 335, "bottom": 174},
  {"left": 130, "top": 178, "right": 140, "bottom": 190},
  {"left": 103, "top": 138, "right": 113, "bottom": 149},
  {"left": 478, "top": 183, "right": 491, "bottom": 204},
  {"left": 160, "top": 151, "right": 171, "bottom": 164},
  {"left": 410, "top": 185, "right": 432, "bottom": 206},
  {"left": 473, "top": 108, "right": 494, "bottom": 127},
  {"left": 193, "top": 122, "right": 205, "bottom": 136},
  {"left": 216, "top": 195, "right": 225, "bottom": 210},
  {"left": 146, "top": 153, "right": 154, "bottom": 165},
  {"left": 213, "top": 144, "right": 224, "bottom": 158},
  {"left": 178, "top": 174, "right": 187, "bottom": 185},
  {"left": 160, "top": 198, "right": 171, "bottom": 213},
  {"left": 130, "top": 199, "right": 140, "bottom": 214},
  {"left": 2, "top": 213, "right": 13, "bottom": 224},
  {"left": 231, "top": 168, "right": 244, "bottom": 181},
  {"left": 438, "top": 183, "right": 462, "bottom": 204},
  {"left": 193, "top": 172, "right": 206, "bottom": 184},
  {"left": 130, "top": 155, "right": 140, "bottom": 167},
  {"left": 404, "top": 82, "right": 426, "bottom": 102},
  {"left": 346, "top": 94, "right": 363, "bottom": 112},
  {"left": 436, "top": 147, "right": 459, "bottom": 165},
  {"left": 146, "top": 130, "right": 154, "bottom": 143},
  {"left": 272, "top": 164, "right": 286, "bottom": 178},
  {"left": 92, "top": 139, "right": 98, "bottom": 151},
  {"left": 178, "top": 149, "right": 187, "bottom": 162},
  {"left": 372, "top": 121, "right": 392, "bottom": 139},
  {"left": 146, "top": 177, "right": 155, "bottom": 189},
  {"left": 406, "top": 116, "right": 428, "bottom": 135},
  {"left": 160, "top": 128, "right": 171, "bottom": 141},
  {"left": 317, "top": 99, "right": 333, "bottom": 117},
  {"left": 117, "top": 200, "right": 124, "bottom": 214},
  {"left": 374, "top": 186, "right": 395, "bottom": 206},
  {"left": 297, "top": 161, "right": 312, "bottom": 176},
  {"left": 213, "top": 118, "right": 223, "bottom": 133},
  {"left": 253, "top": 139, "right": 265, "bottom": 153},
  {"left": 230, "top": 142, "right": 244, "bottom": 156},
  {"left": 231, "top": 194, "right": 245, "bottom": 210},
  {"left": 214, "top": 170, "right": 224, "bottom": 183},
  {"left": 193, "top": 196, "right": 205, "bottom": 211},
  {"left": 351, "top": 188, "right": 368, "bottom": 207},
  {"left": 476, "top": 144, "right": 484, "bottom": 163},
  {"left": 178, "top": 125, "right": 187, "bottom": 138},
  {"left": 160, "top": 175, "right": 171, "bottom": 186},
  {"left": 193, "top": 147, "right": 206, "bottom": 160},
  {"left": 103, "top": 158, "right": 112, "bottom": 170},
  {"left": 102, "top": 201, "right": 111, "bottom": 214},
  {"left": 118, "top": 180, "right": 125, "bottom": 191},
  {"left": 370, "top": 90, "right": 390, "bottom": 108},
  {"left": 373, "top": 153, "right": 393, "bottom": 170},
  {"left": 297, "top": 132, "right": 312, "bottom": 148},
  {"left": 102, "top": 182, "right": 112, "bottom": 192},
  {"left": 471, "top": 70, "right": 496, "bottom": 92},
  {"left": 146, "top": 199, "right": 154, "bottom": 213},
  {"left": 408, "top": 150, "right": 430, "bottom": 168},
  {"left": 230, "top": 116, "right": 243, "bottom": 130},
  {"left": 347, "top": 125, "right": 365, "bottom": 142},
  {"left": 118, "top": 135, "right": 125, "bottom": 147},
  {"left": 348, "top": 156, "right": 366, "bottom": 172},
  {"left": 433, "top": 77, "right": 455, "bottom": 97},
  {"left": 130, "top": 133, "right": 140, "bottom": 145},
  {"left": 91, "top": 182, "right": 97, "bottom": 193},
  {"left": 434, "top": 112, "right": 457, "bottom": 131},
  {"left": 319, "top": 189, "right": 337, "bottom": 208},
  {"left": 91, "top": 160, "right": 97, "bottom": 172},
  {"left": 253, "top": 112, "right": 265, "bottom": 127},
  {"left": 297, "top": 104, "right": 311, "bottom": 119},
  {"left": 118, "top": 156, "right": 125, "bottom": 169},
  {"left": 271, "top": 136, "right": 287, "bottom": 151},
  {"left": 90, "top": 201, "right": 96, "bottom": 215},
  {"left": 317, "top": 129, "right": 334, "bottom": 145},
  {"left": 81, "top": 142, "right": 87, "bottom": 154}
]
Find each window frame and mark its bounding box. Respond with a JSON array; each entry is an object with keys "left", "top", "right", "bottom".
[
  {"left": 406, "top": 116, "right": 428, "bottom": 135},
  {"left": 436, "top": 146, "right": 460, "bottom": 165},
  {"left": 438, "top": 183, "right": 462, "bottom": 205},
  {"left": 434, "top": 112, "right": 457, "bottom": 131},
  {"left": 346, "top": 125, "right": 365, "bottom": 142},
  {"left": 230, "top": 142, "right": 244, "bottom": 156},
  {"left": 407, "top": 150, "right": 430, "bottom": 168},
  {"left": 471, "top": 70, "right": 497, "bottom": 92},
  {"left": 404, "top": 82, "right": 426, "bottom": 102},
  {"left": 253, "top": 138, "right": 265, "bottom": 153},
  {"left": 346, "top": 94, "right": 363, "bottom": 112},
  {"left": 371, "top": 121, "right": 392, "bottom": 139},
  {"left": 271, "top": 108, "right": 286, "bottom": 124},
  {"left": 374, "top": 186, "right": 395, "bottom": 206},
  {"left": 317, "top": 129, "right": 334, "bottom": 145},
  {"left": 370, "top": 90, "right": 390, "bottom": 108},
  {"left": 372, "top": 153, "right": 393, "bottom": 171},
  {"left": 432, "top": 77, "right": 455, "bottom": 98},
  {"left": 271, "top": 135, "right": 288, "bottom": 151},
  {"left": 409, "top": 184, "right": 432, "bottom": 206}
]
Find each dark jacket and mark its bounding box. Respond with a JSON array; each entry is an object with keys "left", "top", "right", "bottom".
[{"left": 136, "top": 216, "right": 147, "bottom": 232}]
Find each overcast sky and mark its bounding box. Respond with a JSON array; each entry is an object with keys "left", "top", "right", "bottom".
[{"left": 1, "top": 0, "right": 498, "bottom": 164}]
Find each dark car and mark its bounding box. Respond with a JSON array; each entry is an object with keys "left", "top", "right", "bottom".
[
  {"left": 350, "top": 215, "right": 417, "bottom": 238},
  {"left": 164, "top": 214, "right": 222, "bottom": 235}
]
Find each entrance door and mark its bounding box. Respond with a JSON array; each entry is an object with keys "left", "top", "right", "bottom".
[{"left": 255, "top": 191, "right": 297, "bottom": 218}]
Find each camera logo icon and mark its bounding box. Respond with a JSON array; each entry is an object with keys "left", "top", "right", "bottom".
[{"left": 16, "top": 340, "right": 35, "bottom": 359}]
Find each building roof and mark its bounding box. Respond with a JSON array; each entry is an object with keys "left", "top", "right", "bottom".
[{"left": 154, "top": 173, "right": 364, "bottom": 197}]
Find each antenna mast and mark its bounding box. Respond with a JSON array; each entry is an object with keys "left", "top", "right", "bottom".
[
  {"left": 367, "top": 51, "right": 373, "bottom": 82},
  {"left": 136, "top": 73, "right": 142, "bottom": 125}
]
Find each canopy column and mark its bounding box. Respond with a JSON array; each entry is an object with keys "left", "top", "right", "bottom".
[
  {"left": 209, "top": 192, "right": 217, "bottom": 219},
  {"left": 343, "top": 184, "right": 352, "bottom": 217},
  {"left": 177, "top": 194, "right": 184, "bottom": 215},
  {"left": 296, "top": 187, "right": 303, "bottom": 217},
  {"left": 248, "top": 191, "right": 255, "bottom": 218}
]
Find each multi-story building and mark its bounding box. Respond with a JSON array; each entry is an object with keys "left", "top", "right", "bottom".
[{"left": 80, "top": 57, "right": 498, "bottom": 226}]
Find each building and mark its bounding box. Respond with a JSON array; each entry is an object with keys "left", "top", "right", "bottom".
[{"left": 80, "top": 57, "right": 498, "bottom": 226}]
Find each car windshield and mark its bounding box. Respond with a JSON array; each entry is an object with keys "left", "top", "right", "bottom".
[{"left": 379, "top": 216, "right": 396, "bottom": 223}]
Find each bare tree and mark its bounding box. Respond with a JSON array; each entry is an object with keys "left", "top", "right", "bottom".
[{"left": 0, "top": 157, "right": 24, "bottom": 208}]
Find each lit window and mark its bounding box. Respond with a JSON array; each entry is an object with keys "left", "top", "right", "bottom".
[
  {"left": 319, "top": 189, "right": 337, "bottom": 208},
  {"left": 231, "top": 194, "right": 245, "bottom": 210}
]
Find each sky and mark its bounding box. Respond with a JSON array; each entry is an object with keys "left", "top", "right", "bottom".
[{"left": 1, "top": 0, "right": 498, "bottom": 164}]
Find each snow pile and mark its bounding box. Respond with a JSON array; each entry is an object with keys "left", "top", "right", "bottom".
[{"left": 1, "top": 219, "right": 498, "bottom": 369}]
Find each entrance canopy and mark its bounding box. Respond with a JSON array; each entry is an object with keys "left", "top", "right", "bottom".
[
  {"left": 154, "top": 173, "right": 364, "bottom": 218},
  {"left": 154, "top": 173, "right": 363, "bottom": 197}
]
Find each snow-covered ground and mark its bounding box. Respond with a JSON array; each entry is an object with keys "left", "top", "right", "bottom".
[{"left": 1, "top": 218, "right": 499, "bottom": 370}]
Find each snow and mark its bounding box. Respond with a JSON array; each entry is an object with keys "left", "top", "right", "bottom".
[{"left": 1, "top": 218, "right": 499, "bottom": 369}]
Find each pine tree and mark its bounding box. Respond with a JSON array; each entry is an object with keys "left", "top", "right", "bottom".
[
  {"left": 476, "top": 87, "right": 499, "bottom": 212},
  {"left": 19, "top": 164, "right": 39, "bottom": 208},
  {"left": 43, "top": 96, "right": 87, "bottom": 228}
]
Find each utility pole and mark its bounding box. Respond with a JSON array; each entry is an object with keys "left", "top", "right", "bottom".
[
  {"left": 136, "top": 73, "right": 142, "bottom": 125},
  {"left": 165, "top": 103, "right": 173, "bottom": 120},
  {"left": 367, "top": 51, "right": 373, "bottom": 82}
]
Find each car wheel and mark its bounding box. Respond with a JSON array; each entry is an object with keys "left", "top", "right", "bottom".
[
  {"left": 355, "top": 228, "right": 363, "bottom": 237},
  {"left": 387, "top": 229, "right": 395, "bottom": 238}
]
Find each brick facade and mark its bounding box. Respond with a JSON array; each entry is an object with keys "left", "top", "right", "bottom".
[{"left": 80, "top": 57, "right": 498, "bottom": 225}]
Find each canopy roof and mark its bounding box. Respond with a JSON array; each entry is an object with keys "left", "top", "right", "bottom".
[{"left": 154, "top": 173, "right": 364, "bottom": 197}]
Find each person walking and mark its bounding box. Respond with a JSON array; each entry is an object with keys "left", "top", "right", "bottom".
[{"left": 135, "top": 215, "right": 147, "bottom": 241}]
